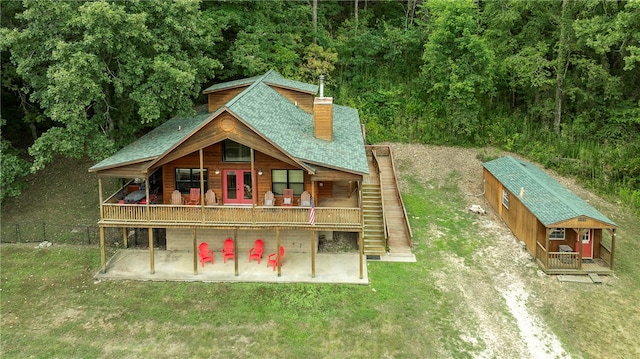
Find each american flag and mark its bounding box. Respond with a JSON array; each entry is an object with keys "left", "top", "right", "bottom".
[{"left": 309, "top": 197, "right": 315, "bottom": 225}]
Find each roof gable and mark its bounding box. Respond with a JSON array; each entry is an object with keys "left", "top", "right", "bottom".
[
  {"left": 483, "top": 156, "right": 616, "bottom": 227},
  {"left": 90, "top": 70, "right": 368, "bottom": 175}
]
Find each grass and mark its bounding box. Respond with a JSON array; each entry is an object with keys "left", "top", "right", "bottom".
[{"left": 2, "top": 154, "right": 640, "bottom": 357}]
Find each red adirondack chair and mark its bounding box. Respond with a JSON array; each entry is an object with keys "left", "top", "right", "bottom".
[
  {"left": 222, "top": 238, "right": 235, "bottom": 263},
  {"left": 198, "top": 242, "right": 214, "bottom": 267},
  {"left": 248, "top": 239, "right": 264, "bottom": 264},
  {"left": 267, "top": 246, "right": 285, "bottom": 271},
  {"left": 186, "top": 188, "right": 200, "bottom": 205}
]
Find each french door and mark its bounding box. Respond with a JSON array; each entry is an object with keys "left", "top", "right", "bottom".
[{"left": 222, "top": 170, "right": 254, "bottom": 205}]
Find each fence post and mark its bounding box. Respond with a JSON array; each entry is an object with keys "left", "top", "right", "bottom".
[
  {"left": 15, "top": 223, "right": 20, "bottom": 243},
  {"left": 87, "top": 226, "right": 91, "bottom": 245},
  {"left": 42, "top": 222, "right": 46, "bottom": 242}
]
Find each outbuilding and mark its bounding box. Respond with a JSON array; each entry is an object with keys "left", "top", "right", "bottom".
[{"left": 483, "top": 156, "right": 617, "bottom": 274}]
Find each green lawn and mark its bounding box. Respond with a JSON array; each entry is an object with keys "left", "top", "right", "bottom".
[{"left": 2, "top": 153, "right": 640, "bottom": 358}]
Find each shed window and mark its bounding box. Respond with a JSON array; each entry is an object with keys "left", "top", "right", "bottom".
[
  {"left": 272, "top": 170, "right": 304, "bottom": 195},
  {"left": 549, "top": 228, "right": 565, "bottom": 240},
  {"left": 175, "top": 168, "right": 208, "bottom": 194},
  {"left": 501, "top": 189, "right": 509, "bottom": 209}
]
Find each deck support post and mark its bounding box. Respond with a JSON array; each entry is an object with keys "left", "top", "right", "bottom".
[
  {"left": 234, "top": 228, "right": 239, "bottom": 276},
  {"left": 359, "top": 230, "right": 364, "bottom": 279},
  {"left": 122, "top": 227, "right": 128, "bottom": 248},
  {"left": 276, "top": 228, "right": 281, "bottom": 277},
  {"left": 100, "top": 226, "right": 106, "bottom": 273},
  {"left": 193, "top": 228, "right": 198, "bottom": 274},
  {"left": 149, "top": 227, "right": 155, "bottom": 274},
  {"left": 310, "top": 230, "right": 316, "bottom": 278}
]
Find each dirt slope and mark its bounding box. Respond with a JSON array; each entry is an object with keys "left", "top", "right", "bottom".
[{"left": 388, "top": 143, "right": 575, "bottom": 358}]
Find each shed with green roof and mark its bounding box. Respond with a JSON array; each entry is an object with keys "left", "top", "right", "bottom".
[{"left": 483, "top": 156, "right": 617, "bottom": 274}]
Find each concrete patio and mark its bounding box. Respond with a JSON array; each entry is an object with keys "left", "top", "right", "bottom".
[{"left": 95, "top": 249, "right": 370, "bottom": 284}]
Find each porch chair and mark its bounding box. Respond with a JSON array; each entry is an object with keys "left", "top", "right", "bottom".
[
  {"left": 264, "top": 191, "right": 275, "bottom": 206},
  {"left": 186, "top": 188, "right": 200, "bottom": 205},
  {"left": 248, "top": 239, "right": 264, "bottom": 264},
  {"left": 222, "top": 238, "right": 235, "bottom": 263},
  {"left": 299, "top": 191, "right": 311, "bottom": 206},
  {"left": 170, "top": 190, "right": 184, "bottom": 205},
  {"left": 267, "top": 246, "right": 285, "bottom": 271},
  {"left": 282, "top": 188, "right": 294, "bottom": 206},
  {"left": 205, "top": 189, "right": 218, "bottom": 206},
  {"left": 198, "top": 242, "right": 214, "bottom": 267}
]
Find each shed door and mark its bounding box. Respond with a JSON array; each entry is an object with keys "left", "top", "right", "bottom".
[{"left": 576, "top": 229, "right": 593, "bottom": 259}]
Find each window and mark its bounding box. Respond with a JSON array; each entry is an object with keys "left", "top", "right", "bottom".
[
  {"left": 550, "top": 228, "right": 565, "bottom": 240},
  {"left": 223, "top": 140, "right": 250, "bottom": 162},
  {"left": 175, "top": 168, "right": 208, "bottom": 194},
  {"left": 502, "top": 189, "right": 509, "bottom": 209},
  {"left": 272, "top": 169, "right": 304, "bottom": 195}
]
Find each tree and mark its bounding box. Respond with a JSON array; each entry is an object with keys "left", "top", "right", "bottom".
[
  {"left": 419, "top": 0, "right": 495, "bottom": 142},
  {"left": 2, "top": 0, "right": 221, "bottom": 171}
]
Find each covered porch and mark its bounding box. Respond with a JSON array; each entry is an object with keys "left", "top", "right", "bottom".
[{"left": 95, "top": 249, "right": 368, "bottom": 284}]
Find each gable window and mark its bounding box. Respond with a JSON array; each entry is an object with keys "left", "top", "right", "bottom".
[
  {"left": 549, "top": 228, "right": 565, "bottom": 240},
  {"left": 502, "top": 189, "right": 509, "bottom": 209},
  {"left": 272, "top": 169, "right": 304, "bottom": 195},
  {"left": 223, "top": 140, "right": 250, "bottom": 162},
  {"left": 175, "top": 168, "right": 208, "bottom": 194}
]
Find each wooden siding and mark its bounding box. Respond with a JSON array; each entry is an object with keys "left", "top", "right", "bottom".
[
  {"left": 313, "top": 98, "right": 333, "bottom": 141},
  {"left": 207, "top": 87, "right": 248, "bottom": 112},
  {"left": 271, "top": 86, "right": 314, "bottom": 113},
  {"left": 161, "top": 143, "right": 316, "bottom": 206}
]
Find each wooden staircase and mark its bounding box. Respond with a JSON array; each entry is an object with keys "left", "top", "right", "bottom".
[
  {"left": 362, "top": 145, "right": 414, "bottom": 258},
  {"left": 362, "top": 184, "right": 386, "bottom": 256}
]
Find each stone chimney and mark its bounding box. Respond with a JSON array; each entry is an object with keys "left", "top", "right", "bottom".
[{"left": 314, "top": 75, "right": 333, "bottom": 141}]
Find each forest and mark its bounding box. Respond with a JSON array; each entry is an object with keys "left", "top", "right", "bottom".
[{"left": 2, "top": 0, "right": 639, "bottom": 212}]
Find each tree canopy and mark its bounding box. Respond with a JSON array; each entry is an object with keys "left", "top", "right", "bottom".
[{"left": 2, "top": 0, "right": 640, "bottom": 210}]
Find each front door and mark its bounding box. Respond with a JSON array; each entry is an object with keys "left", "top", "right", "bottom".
[
  {"left": 576, "top": 229, "right": 593, "bottom": 259},
  {"left": 223, "top": 170, "right": 254, "bottom": 205}
]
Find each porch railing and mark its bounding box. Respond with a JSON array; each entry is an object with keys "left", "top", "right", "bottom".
[
  {"left": 101, "top": 204, "right": 361, "bottom": 228},
  {"left": 548, "top": 252, "right": 580, "bottom": 270}
]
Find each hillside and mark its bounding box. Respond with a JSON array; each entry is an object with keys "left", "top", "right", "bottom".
[{"left": 2, "top": 144, "right": 639, "bottom": 357}]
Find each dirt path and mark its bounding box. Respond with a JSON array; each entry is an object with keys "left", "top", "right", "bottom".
[{"left": 389, "top": 143, "right": 571, "bottom": 358}]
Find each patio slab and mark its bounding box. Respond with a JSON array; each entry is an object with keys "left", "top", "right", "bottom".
[{"left": 95, "top": 249, "right": 369, "bottom": 285}]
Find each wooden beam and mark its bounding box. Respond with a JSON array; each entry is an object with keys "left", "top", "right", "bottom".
[
  {"left": 359, "top": 230, "right": 363, "bottom": 279},
  {"left": 122, "top": 227, "right": 128, "bottom": 248},
  {"left": 100, "top": 226, "right": 106, "bottom": 273},
  {"left": 234, "top": 228, "right": 239, "bottom": 276},
  {"left": 193, "top": 228, "right": 198, "bottom": 274},
  {"left": 199, "top": 148, "right": 205, "bottom": 211},
  {"left": 98, "top": 178, "right": 104, "bottom": 218},
  {"left": 310, "top": 230, "right": 316, "bottom": 278},
  {"left": 149, "top": 228, "right": 155, "bottom": 274},
  {"left": 276, "top": 228, "right": 281, "bottom": 277}
]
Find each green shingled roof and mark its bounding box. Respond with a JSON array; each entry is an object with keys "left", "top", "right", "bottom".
[
  {"left": 89, "top": 111, "right": 213, "bottom": 171},
  {"left": 483, "top": 156, "right": 615, "bottom": 227},
  {"left": 203, "top": 70, "right": 318, "bottom": 94},
  {"left": 90, "top": 70, "right": 368, "bottom": 175}
]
